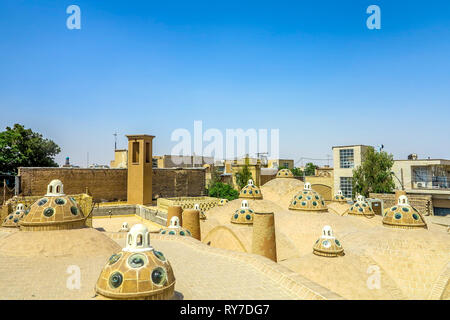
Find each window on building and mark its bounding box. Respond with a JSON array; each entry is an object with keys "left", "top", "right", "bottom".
[
  {"left": 145, "top": 142, "right": 150, "bottom": 163},
  {"left": 340, "top": 177, "right": 353, "bottom": 198},
  {"left": 413, "top": 167, "right": 428, "bottom": 183},
  {"left": 434, "top": 207, "right": 450, "bottom": 216},
  {"left": 339, "top": 149, "right": 354, "bottom": 168},
  {"left": 132, "top": 142, "right": 140, "bottom": 164},
  {"left": 283, "top": 162, "right": 290, "bottom": 168}
]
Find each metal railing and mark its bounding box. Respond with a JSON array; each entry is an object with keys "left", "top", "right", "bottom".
[{"left": 411, "top": 175, "right": 450, "bottom": 190}]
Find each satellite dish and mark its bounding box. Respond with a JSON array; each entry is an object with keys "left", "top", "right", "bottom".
[{"left": 376, "top": 144, "right": 384, "bottom": 152}]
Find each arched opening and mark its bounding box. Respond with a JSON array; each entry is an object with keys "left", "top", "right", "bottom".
[
  {"left": 137, "top": 234, "right": 143, "bottom": 246},
  {"left": 56, "top": 185, "right": 60, "bottom": 193},
  {"left": 127, "top": 234, "right": 132, "bottom": 245}
]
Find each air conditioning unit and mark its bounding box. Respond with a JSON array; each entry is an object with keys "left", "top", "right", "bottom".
[{"left": 414, "top": 182, "right": 425, "bottom": 188}]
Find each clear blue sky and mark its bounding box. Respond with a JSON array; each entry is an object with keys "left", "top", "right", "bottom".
[{"left": 1, "top": 0, "right": 449, "bottom": 167}]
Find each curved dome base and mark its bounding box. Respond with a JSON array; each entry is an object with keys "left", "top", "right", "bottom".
[
  {"left": 96, "top": 281, "right": 175, "bottom": 300},
  {"left": 347, "top": 212, "right": 375, "bottom": 217},
  {"left": 239, "top": 195, "right": 263, "bottom": 200},
  {"left": 288, "top": 208, "right": 327, "bottom": 212},
  {"left": 1, "top": 225, "right": 19, "bottom": 229},
  {"left": 382, "top": 222, "right": 427, "bottom": 230},
  {"left": 313, "top": 249, "right": 344, "bottom": 257},
  {"left": 20, "top": 219, "right": 86, "bottom": 231},
  {"left": 230, "top": 220, "right": 253, "bottom": 225},
  {"left": 0, "top": 227, "right": 121, "bottom": 258}
]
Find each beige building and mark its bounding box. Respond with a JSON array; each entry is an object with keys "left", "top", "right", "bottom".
[
  {"left": 392, "top": 158, "right": 450, "bottom": 216},
  {"left": 305, "top": 167, "right": 334, "bottom": 201},
  {"left": 332, "top": 145, "right": 370, "bottom": 198},
  {"left": 267, "top": 159, "right": 294, "bottom": 169},
  {"left": 155, "top": 155, "right": 214, "bottom": 168},
  {"left": 230, "top": 158, "right": 262, "bottom": 187},
  {"left": 110, "top": 150, "right": 128, "bottom": 169}
]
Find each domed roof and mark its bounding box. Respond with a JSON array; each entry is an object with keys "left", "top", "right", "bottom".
[
  {"left": 288, "top": 182, "right": 327, "bottom": 212},
  {"left": 2, "top": 204, "right": 26, "bottom": 228},
  {"left": 230, "top": 200, "right": 254, "bottom": 224},
  {"left": 382, "top": 195, "right": 427, "bottom": 229},
  {"left": 276, "top": 169, "right": 294, "bottom": 178},
  {"left": 20, "top": 181, "right": 86, "bottom": 231},
  {"left": 313, "top": 226, "right": 344, "bottom": 257},
  {"left": 96, "top": 224, "right": 176, "bottom": 300},
  {"left": 119, "top": 222, "right": 130, "bottom": 233},
  {"left": 160, "top": 216, "right": 192, "bottom": 237},
  {"left": 46, "top": 179, "right": 64, "bottom": 196},
  {"left": 239, "top": 179, "right": 263, "bottom": 199},
  {"left": 347, "top": 195, "right": 374, "bottom": 217},
  {"left": 194, "top": 203, "right": 206, "bottom": 220},
  {"left": 333, "top": 190, "right": 347, "bottom": 203},
  {"left": 218, "top": 199, "right": 229, "bottom": 206}
]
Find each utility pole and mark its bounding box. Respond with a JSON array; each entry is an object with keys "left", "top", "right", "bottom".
[{"left": 113, "top": 132, "right": 118, "bottom": 151}]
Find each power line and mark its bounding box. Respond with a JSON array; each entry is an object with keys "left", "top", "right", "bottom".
[{"left": 295, "top": 157, "right": 333, "bottom": 167}]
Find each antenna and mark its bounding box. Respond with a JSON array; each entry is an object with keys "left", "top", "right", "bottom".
[{"left": 113, "top": 132, "right": 119, "bottom": 151}]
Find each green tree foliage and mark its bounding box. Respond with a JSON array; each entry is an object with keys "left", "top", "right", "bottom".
[
  {"left": 235, "top": 157, "right": 253, "bottom": 189},
  {"left": 207, "top": 166, "right": 222, "bottom": 189},
  {"left": 352, "top": 146, "right": 395, "bottom": 198},
  {"left": 0, "top": 124, "right": 61, "bottom": 175},
  {"left": 278, "top": 165, "right": 303, "bottom": 177},
  {"left": 304, "top": 162, "right": 318, "bottom": 176},
  {"left": 208, "top": 182, "right": 239, "bottom": 200},
  {"left": 291, "top": 167, "right": 303, "bottom": 177}
]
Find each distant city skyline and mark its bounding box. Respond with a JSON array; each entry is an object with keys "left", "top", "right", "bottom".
[{"left": 1, "top": 1, "right": 449, "bottom": 167}]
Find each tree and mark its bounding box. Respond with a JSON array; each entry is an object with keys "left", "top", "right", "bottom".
[
  {"left": 207, "top": 166, "right": 222, "bottom": 189},
  {"left": 291, "top": 167, "right": 303, "bottom": 177},
  {"left": 208, "top": 182, "right": 239, "bottom": 201},
  {"left": 278, "top": 165, "right": 303, "bottom": 177},
  {"left": 235, "top": 157, "right": 253, "bottom": 189},
  {"left": 0, "top": 124, "right": 61, "bottom": 175},
  {"left": 352, "top": 146, "right": 395, "bottom": 198},
  {"left": 304, "top": 162, "right": 318, "bottom": 176}
]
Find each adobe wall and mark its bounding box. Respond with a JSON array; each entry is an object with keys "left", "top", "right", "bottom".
[
  {"left": 370, "top": 192, "right": 433, "bottom": 215},
  {"left": 18, "top": 167, "right": 206, "bottom": 202},
  {"left": 18, "top": 168, "right": 127, "bottom": 202},
  {"left": 152, "top": 168, "right": 206, "bottom": 199}
]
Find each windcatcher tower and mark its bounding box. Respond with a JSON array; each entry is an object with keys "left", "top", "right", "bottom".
[
  {"left": 252, "top": 212, "right": 277, "bottom": 262},
  {"left": 126, "top": 135, "right": 155, "bottom": 205}
]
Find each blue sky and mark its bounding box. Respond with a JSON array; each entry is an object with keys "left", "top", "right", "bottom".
[{"left": 1, "top": 0, "right": 449, "bottom": 166}]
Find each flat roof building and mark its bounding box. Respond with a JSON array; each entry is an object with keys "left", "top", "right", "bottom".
[
  {"left": 392, "top": 158, "right": 450, "bottom": 216},
  {"left": 332, "top": 145, "right": 371, "bottom": 198}
]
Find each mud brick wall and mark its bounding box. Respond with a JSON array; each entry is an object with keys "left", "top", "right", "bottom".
[
  {"left": 18, "top": 167, "right": 206, "bottom": 202},
  {"left": 152, "top": 168, "right": 206, "bottom": 199},
  {"left": 261, "top": 174, "right": 277, "bottom": 186},
  {"left": 370, "top": 193, "right": 433, "bottom": 216},
  {"left": 18, "top": 168, "right": 127, "bottom": 202}
]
